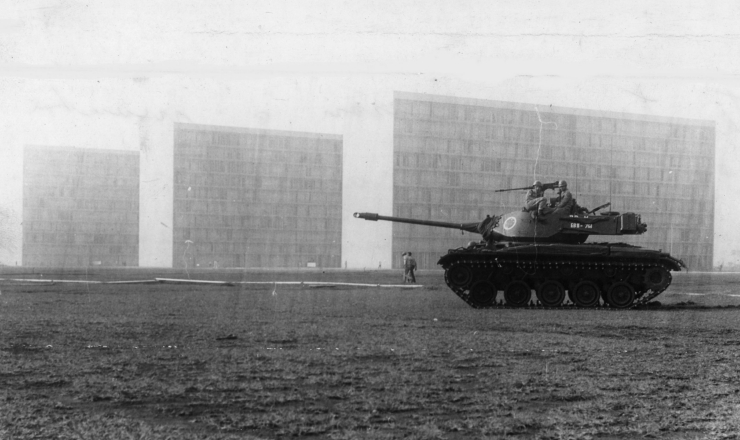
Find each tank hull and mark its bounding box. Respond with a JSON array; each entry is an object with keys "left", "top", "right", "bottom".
[{"left": 438, "top": 243, "right": 683, "bottom": 309}]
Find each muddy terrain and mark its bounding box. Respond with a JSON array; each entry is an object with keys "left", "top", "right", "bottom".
[{"left": 1, "top": 269, "right": 740, "bottom": 439}]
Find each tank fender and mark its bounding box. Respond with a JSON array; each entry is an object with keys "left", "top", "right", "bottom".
[{"left": 665, "top": 256, "right": 687, "bottom": 271}]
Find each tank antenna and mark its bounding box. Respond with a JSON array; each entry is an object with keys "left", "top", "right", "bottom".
[
  {"left": 533, "top": 105, "right": 558, "bottom": 213},
  {"left": 534, "top": 106, "right": 558, "bottom": 182},
  {"left": 609, "top": 137, "right": 613, "bottom": 210}
]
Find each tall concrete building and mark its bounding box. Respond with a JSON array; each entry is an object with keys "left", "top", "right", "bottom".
[
  {"left": 172, "top": 123, "right": 343, "bottom": 268},
  {"left": 22, "top": 146, "right": 140, "bottom": 267},
  {"left": 392, "top": 92, "right": 715, "bottom": 270}
]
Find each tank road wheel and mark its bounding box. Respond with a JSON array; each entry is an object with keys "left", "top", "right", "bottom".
[
  {"left": 606, "top": 282, "right": 636, "bottom": 309},
  {"left": 644, "top": 267, "right": 671, "bottom": 292},
  {"left": 536, "top": 281, "right": 565, "bottom": 307},
  {"left": 504, "top": 281, "right": 531, "bottom": 307},
  {"left": 469, "top": 281, "right": 497, "bottom": 307},
  {"left": 572, "top": 281, "right": 601, "bottom": 308},
  {"left": 447, "top": 264, "right": 474, "bottom": 289}
]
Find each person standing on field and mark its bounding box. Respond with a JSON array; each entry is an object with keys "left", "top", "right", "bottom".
[
  {"left": 404, "top": 252, "right": 417, "bottom": 283},
  {"left": 402, "top": 252, "right": 409, "bottom": 282}
]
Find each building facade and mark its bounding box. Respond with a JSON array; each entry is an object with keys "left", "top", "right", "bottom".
[
  {"left": 172, "top": 123, "right": 343, "bottom": 268},
  {"left": 392, "top": 92, "right": 715, "bottom": 270},
  {"left": 23, "top": 146, "right": 140, "bottom": 267}
]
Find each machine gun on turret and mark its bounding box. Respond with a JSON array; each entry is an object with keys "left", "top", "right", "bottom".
[{"left": 586, "top": 203, "right": 611, "bottom": 215}]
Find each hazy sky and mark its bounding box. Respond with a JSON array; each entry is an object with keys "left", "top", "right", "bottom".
[{"left": 1, "top": 0, "right": 739, "bottom": 267}]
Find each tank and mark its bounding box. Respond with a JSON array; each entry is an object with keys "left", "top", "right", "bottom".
[{"left": 354, "top": 197, "right": 686, "bottom": 309}]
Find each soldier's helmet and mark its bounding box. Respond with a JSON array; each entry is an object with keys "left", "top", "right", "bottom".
[
  {"left": 533, "top": 180, "right": 543, "bottom": 187},
  {"left": 558, "top": 180, "right": 568, "bottom": 189}
]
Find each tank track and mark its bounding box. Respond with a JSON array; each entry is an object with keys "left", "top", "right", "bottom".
[{"left": 441, "top": 250, "right": 675, "bottom": 310}]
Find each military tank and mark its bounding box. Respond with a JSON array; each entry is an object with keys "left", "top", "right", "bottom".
[{"left": 354, "top": 184, "right": 685, "bottom": 309}]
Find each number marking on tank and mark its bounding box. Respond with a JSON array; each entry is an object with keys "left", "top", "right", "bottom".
[{"left": 570, "top": 223, "right": 593, "bottom": 229}]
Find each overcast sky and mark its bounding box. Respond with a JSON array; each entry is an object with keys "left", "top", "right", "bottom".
[{"left": 1, "top": 0, "right": 739, "bottom": 267}]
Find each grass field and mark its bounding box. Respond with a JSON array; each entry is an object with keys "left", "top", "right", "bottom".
[{"left": 2, "top": 268, "right": 740, "bottom": 439}]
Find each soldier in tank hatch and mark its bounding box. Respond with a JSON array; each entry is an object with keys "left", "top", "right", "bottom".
[
  {"left": 524, "top": 180, "right": 551, "bottom": 221},
  {"left": 550, "top": 180, "right": 590, "bottom": 214},
  {"left": 554, "top": 180, "right": 574, "bottom": 211}
]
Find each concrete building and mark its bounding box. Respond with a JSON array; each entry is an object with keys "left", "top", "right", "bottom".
[
  {"left": 172, "top": 123, "right": 343, "bottom": 268},
  {"left": 392, "top": 92, "right": 715, "bottom": 270},
  {"left": 22, "top": 146, "right": 139, "bottom": 267},
  {"left": 17, "top": 93, "right": 715, "bottom": 272}
]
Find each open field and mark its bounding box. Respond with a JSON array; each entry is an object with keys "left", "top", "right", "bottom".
[{"left": 2, "top": 268, "right": 740, "bottom": 439}]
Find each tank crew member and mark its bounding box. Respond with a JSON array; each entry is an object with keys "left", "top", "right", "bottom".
[
  {"left": 554, "top": 180, "right": 574, "bottom": 211},
  {"left": 524, "top": 180, "right": 550, "bottom": 220}
]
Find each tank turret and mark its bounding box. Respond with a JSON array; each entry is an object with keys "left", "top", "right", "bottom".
[
  {"left": 355, "top": 204, "right": 647, "bottom": 245},
  {"left": 354, "top": 203, "right": 685, "bottom": 309}
]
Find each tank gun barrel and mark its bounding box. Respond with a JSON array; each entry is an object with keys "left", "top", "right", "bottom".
[
  {"left": 494, "top": 181, "right": 559, "bottom": 192},
  {"left": 354, "top": 212, "right": 481, "bottom": 234}
]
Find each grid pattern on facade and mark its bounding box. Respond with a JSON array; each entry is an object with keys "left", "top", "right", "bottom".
[
  {"left": 173, "top": 123, "right": 342, "bottom": 268},
  {"left": 23, "top": 146, "right": 140, "bottom": 267},
  {"left": 392, "top": 93, "right": 715, "bottom": 271}
]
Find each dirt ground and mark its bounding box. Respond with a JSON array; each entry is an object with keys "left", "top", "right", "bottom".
[{"left": 1, "top": 268, "right": 740, "bottom": 439}]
